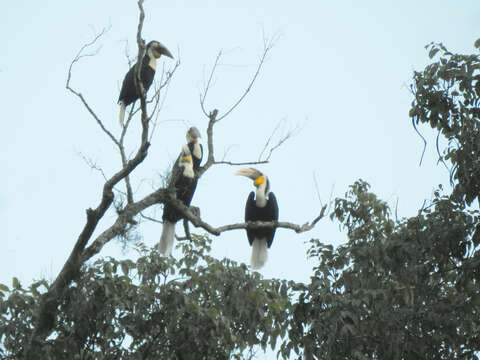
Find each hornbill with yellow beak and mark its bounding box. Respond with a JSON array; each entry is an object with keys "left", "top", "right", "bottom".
[
  {"left": 158, "top": 128, "right": 203, "bottom": 255},
  {"left": 236, "top": 168, "right": 279, "bottom": 269},
  {"left": 118, "top": 40, "right": 173, "bottom": 126}
]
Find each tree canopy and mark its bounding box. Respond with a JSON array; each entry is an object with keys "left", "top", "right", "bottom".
[{"left": 1, "top": 15, "right": 480, "bottom": 360}]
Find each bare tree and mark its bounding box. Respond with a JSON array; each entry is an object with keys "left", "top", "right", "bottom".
[{"left": 23, "top": 1, "right": 326, "bottom": 357}]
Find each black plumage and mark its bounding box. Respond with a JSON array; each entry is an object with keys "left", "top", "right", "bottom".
[
  {"left": 158, "top": 134, "right": 202, "bottom": 255},
  {"left": 118, "top": 40, "right": 172, "bottom": 126},
  {"left": 118, "top": 60, "right": 156, "bottom": 107},
  {"left": 162, "top": 141, "right": 203, "bottom": 223},
  {"left": 162, "top": 174, "right": 197, "bottom": 223},
  {"left": 245, "top": 187, "right": 279, "bottom": 248},
  {"left": 236, "top": 168, "right": 279, "bottom": 269}
]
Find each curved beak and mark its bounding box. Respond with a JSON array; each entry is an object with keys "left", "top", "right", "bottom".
[
  {"left": 235, "top": 168, "right": 263, "bottom": 180},
  {"left": 158, "top": 45, "right": 173, "bottom": 59}
]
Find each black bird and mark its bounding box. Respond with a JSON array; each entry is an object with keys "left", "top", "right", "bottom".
[
  {"left": 158, "top": 128, "right": 203, "bottom": 255},
  {"left": 236, "top": 168, "right": 279, "bottom": 269},
  {"left": 118, "top": 40, "right": 173, "bottom": 126}
]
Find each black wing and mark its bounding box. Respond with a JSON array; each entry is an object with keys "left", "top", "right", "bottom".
[
  {"left": 265, "top": 192, "right": 279, "bottom": 248},
  {"left": 118, "top": 65, "right": 136, "bottom": 105},
  {"left": 245, "top": 191, "right": 256, "bottom": 245},
  {"left": 163, "top": 175, "right": 197, "bottom": 223},
  {"left": 118, "top": 61, "right": 155, "bottom": 106}
]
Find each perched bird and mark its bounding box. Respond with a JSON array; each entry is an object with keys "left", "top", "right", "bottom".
[
  {"left": 158, "top": 128, "right": 203, "bottom": 255},
  {"left": 186, "top": 127, "right": 203, "bottom": 171},
  {"left": 118, "top": 40, "right": 173, "bottom": 126},
  {"left": 236, "top": 168, "right": 279, "bottom": 269}
]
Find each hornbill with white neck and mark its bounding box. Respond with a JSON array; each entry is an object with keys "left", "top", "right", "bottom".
[
  {"left": 118, "top": 40, "right": 173, "bottom": 126},
  {"left": 158, "top": 128, "right": 203, "bottom": 255},
  {"left": 236, "top": 168, "right": 279, "bottom": 269}
]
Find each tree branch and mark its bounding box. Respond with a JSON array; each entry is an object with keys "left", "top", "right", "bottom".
[
  {"left": 24, "top": 3, "right": 152, "bottom": 357},
  {"left": 65, "top": 27, "right": 119, "bottom": 148},
  {"left": 200, "top": 50, "right": 222, "bottom": 117},
  {"left": 217, "top": 37, "right": 275, "bottom": 121}
]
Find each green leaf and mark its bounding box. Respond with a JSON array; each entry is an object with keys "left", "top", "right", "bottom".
[
  {"left": 12, "top": 277, "right": 20, "bottom": 290},
  {"left": 121, "top": 262, "right": 129, "bottom": 276},
  {"left": 429, "top": 46, "right": 439, "bottom": 58},
  {"left": 0, "top": 283, "right": 9, "bottom": 292},
  {"left": 474, "top": 38, "right": 480, "bottom": 49}
]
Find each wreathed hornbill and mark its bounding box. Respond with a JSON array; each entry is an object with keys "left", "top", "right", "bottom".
[
  {"left": 158, "top": 127, "right": 203, "bottom": 255},
  {"left": 236, "top": 168, "right": 279, "bottom": 269},
  {"left": 118, "top": 40, "right": 173, "bottom": 126}
]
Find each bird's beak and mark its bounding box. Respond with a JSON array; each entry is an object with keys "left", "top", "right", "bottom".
[
  {"left": 235, "top": 168, "right": 263, "bottom": 180},
  {"left": 155, "top": 46, "right": 173, "bottom": 59}
]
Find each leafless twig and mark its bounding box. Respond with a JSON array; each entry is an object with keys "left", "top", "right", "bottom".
[
  {"left": 66, "top": 27, "right": 119, "bottom": 148},
  {"left": 217, "top": 37, "right": 275, "bottom": 122},
  {"left": 313, "top": 172, "right": 323, "bottom": 208},
  {"left": 213, "top": 160, "right": 269, "bottom": 166},
  {"left": 200, "top": 51, "right": 223, "bottom": 117},
  {"left": 258, "top": 120, "right": 298, "bottom": 162},
  {"left": 24, "top": 3, "right": 151, "bottom": 355}
]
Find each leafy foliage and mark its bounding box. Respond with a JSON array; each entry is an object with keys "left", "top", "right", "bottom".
[
  {"left": 4, "top": 39, "right": 480, "bottom": 360},
  {"left": 0, "top": 235, "right": 290, "bottom": 359},
  {"left": 283, "top": 181, "right": 480, "bottom": 359},
  {"left": 410, "top": 39, "right": 480, "bottom": 204}
]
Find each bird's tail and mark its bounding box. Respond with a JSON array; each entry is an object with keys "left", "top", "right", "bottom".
[
  {"left": 158, "top": 221, "right": 175, "bottom": 255},
  {"left": 119, "top": 102, "right": 126, "bottom": 127},
  {"left": 250, "top": 238, "right": 268, "bottom": 270}
]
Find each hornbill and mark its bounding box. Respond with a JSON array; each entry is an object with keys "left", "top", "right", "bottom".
[
  {"left": 158, "top": 128, "right": 203, "bottom": 255},
  {"left": 118, "top": 40, "right": 173, "bottom": 126},
  {"left": 236, "top": 168, "right": 279, "bottom": 269}
]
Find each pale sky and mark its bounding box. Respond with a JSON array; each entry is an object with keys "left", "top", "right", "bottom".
[{"left": 0, "top": 0, "right": 478, "bottom": 339}]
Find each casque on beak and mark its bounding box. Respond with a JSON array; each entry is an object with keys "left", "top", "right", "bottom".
[
  {"left": 159, "top": 45, "right": 173, "bottom": 59},
  {"left": 236, "top": 168, "right": 264, "bottom": 185},
  {"left": 152, "top": 44, "right": 173, "bottom": 59}
]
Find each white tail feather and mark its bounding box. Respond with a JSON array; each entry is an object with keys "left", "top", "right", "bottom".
[
  {"left": 250, "top": 238, "right": 268, "bottom": 270},
  {"left": 119, "top": 103, "right": 126, "bottom": 127},
  {"left": 158, "top": 221, "right": 175, "bottom": 255}
]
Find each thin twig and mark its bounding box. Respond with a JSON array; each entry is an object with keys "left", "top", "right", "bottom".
[
  {"left": 65, "top": 26, "right": 119, "bottom": 148},
  {"left": 313, "top": 172, "right": 323, "bottom": 208},
  {"left": 217, "top": 38, "right": 275, "bottom": 122},
  {"left": 200, "top": 50, "right": 223, "bottom": 117},
  {"left": 213, "top": 160, "right": 269, "bottom": 166}
]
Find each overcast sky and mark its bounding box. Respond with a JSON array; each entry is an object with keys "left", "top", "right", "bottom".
[{"left": 1, "top": 0, "right": 478, "bottom": 324}]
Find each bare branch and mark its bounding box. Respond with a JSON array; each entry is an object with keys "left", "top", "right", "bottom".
[
  {"left": 313, "top": 172, "right": 323, "bottom": 208},
  {"left": 213, "top": 160, "right": 269, "bottom": 166},
  {"left": 65, "top": 27, "right": 119, "bottom": 148},
  {"left": 170, "top": 199, "right": 327, "bottom": 236},
  {"left": 78, "top": 152, "right": 108, "bottom": 181},
  {"left": 217, "top": 37, "right": 275, "bottom": 121},
  {"left": 140, "top": 212, "right": 162, "bottom": 224},
  {"left": 213, "top": 208, "right": 328, "bottom": 235},
  {"left": 258, "top": 121, "right": 299, "bottom": 161},
  {"left": 81, "top": 186, "right": 327, "bottom": 263},
  {"left": 120, "top": 149, "right": 134, "bottom": 204},
  {"left": 180, "top": 219, "right": 192, "bottom": 241},
  {"left": 197, "top": 109, "right": 219, "bottom": 178},
  {"left": 149, "top": 60, "right": 181, "bottom": 141},
  {"left": 25, "top": 3, "right": 152, "bottom": 355},
  {"left": 200, "top": 50, "right": 223, "bottom": 117}
]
